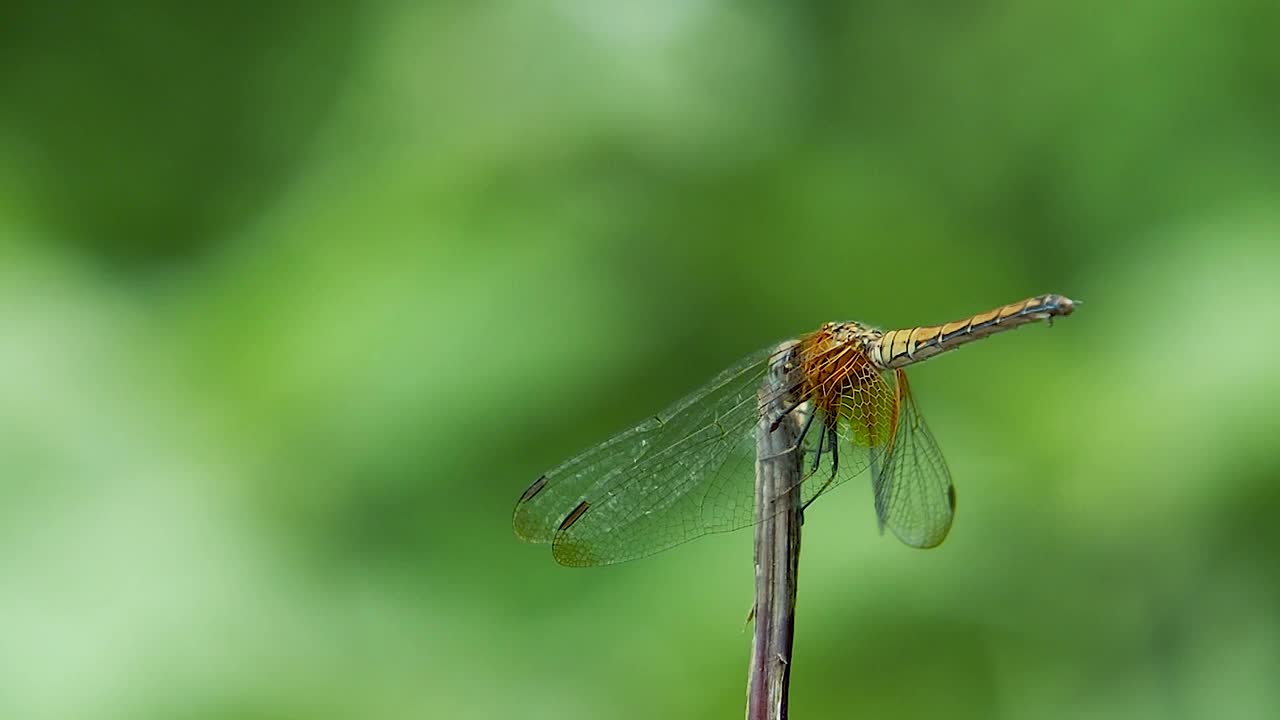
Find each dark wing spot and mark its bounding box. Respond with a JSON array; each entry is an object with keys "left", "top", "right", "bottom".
[
  {"left": 558, "top": 500, "right": 591, "bottom": 532},
  {"left": 518, "top": 475, "right": 548, "bottom": 503},
  {"left": 947, "top": 484, "right": 957, "bottom": 512}
]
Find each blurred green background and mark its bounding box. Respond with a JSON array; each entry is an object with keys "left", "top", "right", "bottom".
[{"left": 2, "top": 2, "right": 1278, "bottom": 719}]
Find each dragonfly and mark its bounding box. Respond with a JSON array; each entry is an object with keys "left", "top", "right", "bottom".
[{"left": 514, "top": 294, "right": 1076, "bottom": 566}]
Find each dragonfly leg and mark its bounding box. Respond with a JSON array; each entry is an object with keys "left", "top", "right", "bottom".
[
  {"left": 758, "top": 407, "right": 815, "bottom": 462},
  {"left": 801, "top": 426, "right": 839, "bottom": 512},
  {"left": 793, "top": 403, "right": 817, "bottom": 449},
  {"left": 769, "top": 392, "right": 808, "bottom": 432},
  {"left": 828, "top": 426, "right": 838, "bottom": 476},
  {"left": 766, "top": 402, "right": 820, "bottom": 504},
  {"left": 809, "top": 419, "right": 826, "bottom": 474}
]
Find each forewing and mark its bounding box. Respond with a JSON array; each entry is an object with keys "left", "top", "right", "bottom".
[
  {"left": 872, "top": 371, "right": 955, "bottom": 548},
  {"left": 513, "top": 346, "right": 782, "bottom": 566}
]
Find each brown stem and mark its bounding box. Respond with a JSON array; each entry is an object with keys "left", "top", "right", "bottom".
[{"left": 746, "top": 344, "right": 804, "bottom": 720}]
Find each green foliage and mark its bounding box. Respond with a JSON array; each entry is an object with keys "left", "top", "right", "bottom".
[{"left": 1, "top": 2, "right": 1277, "bottom": 719}]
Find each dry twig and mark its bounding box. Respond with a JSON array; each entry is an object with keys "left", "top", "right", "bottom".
[{"left": 746, "top": 345, "right": 804, "bottom": 720}]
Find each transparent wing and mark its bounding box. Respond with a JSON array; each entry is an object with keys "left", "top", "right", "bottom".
[
  {"left": 871, "top": 370, "right": 955, "bottom": 548},
  {"left": 513, "top": 345, "right": 785, "bottom": 566}
]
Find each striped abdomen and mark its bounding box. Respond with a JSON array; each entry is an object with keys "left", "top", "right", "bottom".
[{"left": 871, "top": 294, "right": 1075, "bottom": 369}]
